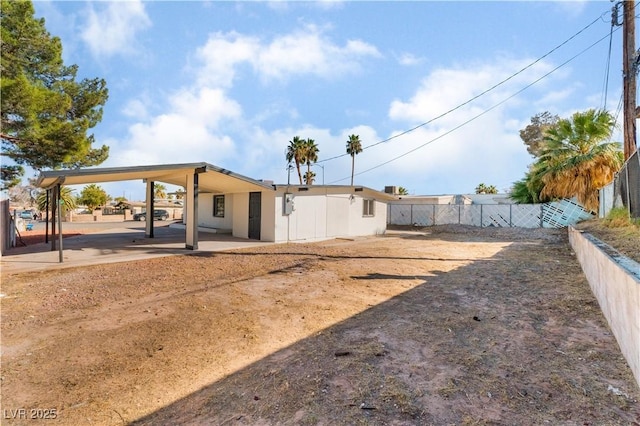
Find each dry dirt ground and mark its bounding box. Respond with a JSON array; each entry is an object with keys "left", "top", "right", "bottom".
[{"left": 1, "top": 225, "right": 639, "bottom": 425}]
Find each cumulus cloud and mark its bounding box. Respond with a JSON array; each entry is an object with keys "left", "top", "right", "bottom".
[
  {"left": 195, "top": 25, "right": 381, "bottom": 86},
  {"left": 347, "top": 57, "right": 567, "bottom": 193},
  {"left": 109, "top": 23, "right": 382, "bottom": 182},
  {"left": 80, "top": 0, "right": 151, "bottom": 58},
  {"left": 110, "top": 88, "right": 241, "bottom": 167},
  {"left": 122, "top": 99, "right": 150, "bottom": 120},
  {"left": 195, "top": 32, "right": 260, "bottom": 88},
  {"left": 388, "top": 57, "right": 557, "bottom": 125}
]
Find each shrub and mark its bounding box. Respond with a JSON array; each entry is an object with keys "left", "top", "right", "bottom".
[{"left": 604, "top": 207, "right": 639, "bottom": 228}]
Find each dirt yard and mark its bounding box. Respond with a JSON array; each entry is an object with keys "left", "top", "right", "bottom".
[{"left": 1, "top": 225, "right": 639, "bottom": 425}]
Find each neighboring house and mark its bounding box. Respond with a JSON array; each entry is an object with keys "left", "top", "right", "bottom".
[
  {"left": 388, "top": 193, "right": 514, "bottom": 206},
  {"left": 196, "top": 184, "right": 395, "bottom": 243}
]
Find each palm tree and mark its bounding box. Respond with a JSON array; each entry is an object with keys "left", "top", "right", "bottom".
[
  {"left": 174, "top": 189, "right": 185, "bottom": 200},
  {"left": 475, "top": 183, "right": 498, "bottom": 194},
  {"left": 154, "top": 183, "right": 167, "bottom": 200},
  {"left": 531, "top": 109, "right": 622, "bottom": 211},
  {"left": 346, "top": 134, "right": 363, "bottom": 186},
  {"left": 286, "top": 136, "right": 306, "bottom": 184},
  {"left": 37, "top": 186, "right": 77, "bottom": 217},
  {"left": 304, "top": 138, "right": 319, "bottom": 184},
  {"left": 304, "top": 170, "right": 316, "bottom": 185}
]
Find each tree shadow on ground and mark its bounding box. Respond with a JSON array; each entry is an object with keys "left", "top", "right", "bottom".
[{"left": 131, "top": 235, "right": 640, "bottom": 426}]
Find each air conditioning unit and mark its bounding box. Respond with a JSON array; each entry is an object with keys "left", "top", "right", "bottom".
[{"left": 384, "top": 186, "right": 398, "bottom": 195}]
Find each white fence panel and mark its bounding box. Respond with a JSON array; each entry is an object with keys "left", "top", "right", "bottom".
[
  {"left": 434, "top": 205, "right": 459, "bottom": 225},
  {"left": 388, "top": 204, "right": 412, "bottom": 225},
  {"left": 542, "top": 199, "right": 594, "bottom": 228},
  {"left": 412, "top": 205, "right": 435, "bottom": 226},
  {"left": 481, "top": 205, "right": 511, "bottom": 227},
  {"left": 511, "top": 204, "right": 542, "bottom": 228},
  {"left": 387, "top": 199, "right": 593, "bottom": 228},
  {"left": 460, "top": 205, "right": 482, "bottom": 226}
]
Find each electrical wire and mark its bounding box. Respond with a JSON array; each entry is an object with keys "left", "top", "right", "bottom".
[
  {"left": 329, "top": 28, "right": 619, "bottom": 184},
  {"left": 319, "top": 11, "right": 610, "bottom": 165},
  {"left": 601, "top": 8, "right": 615, "bottom": 109}
]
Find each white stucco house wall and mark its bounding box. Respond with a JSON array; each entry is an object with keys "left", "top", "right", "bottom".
[{"left": 196, "top": 184, "right": 395, "bottom": 243}]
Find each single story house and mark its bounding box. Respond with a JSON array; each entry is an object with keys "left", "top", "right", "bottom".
[
  {"left": 35, "top": 162, "right": 396, "bottom": 251},
  {"left": 196, "top": 184, "right": 394, "bottom": 242}
]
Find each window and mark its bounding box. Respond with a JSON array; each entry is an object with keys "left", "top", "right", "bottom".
[
  {"left": 213, "top": 195, "right": 225, "bottom": 217},
  {"left": 363, "top": 199, "right": 375, "bottom": 217}
]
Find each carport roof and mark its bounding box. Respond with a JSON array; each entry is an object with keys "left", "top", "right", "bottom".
[{"left": 35, "top": 162, "right": 275, "bottom": 193}]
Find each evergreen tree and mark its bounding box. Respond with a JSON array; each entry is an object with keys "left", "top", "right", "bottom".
[{"left": 1, "top": 0, "right": 109, "bottom": 189}]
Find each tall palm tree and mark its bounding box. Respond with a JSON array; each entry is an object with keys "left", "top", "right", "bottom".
[
  {"left": 286, "top": 136, "right": 306, "bottom": 184},
  {"left": 537, "top": 109, "right": 623, "bottom": 212},
  {"left": 346, "top": 134, "right": 363, "bottom": 186},
  {"left": 304, "top": 170, "right": 316, "bottom": 185},
  {"left": 304, "top": 138, "right": 319, "bottom": 184}
]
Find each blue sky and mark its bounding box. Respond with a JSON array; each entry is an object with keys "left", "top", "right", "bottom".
[{"left": 30, "top": 0, "right": 625, "bottom": 200}]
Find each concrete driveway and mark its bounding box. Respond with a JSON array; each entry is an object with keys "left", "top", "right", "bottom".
[{"left": 1, "top": 221, "right": 273, "bottom": 275}]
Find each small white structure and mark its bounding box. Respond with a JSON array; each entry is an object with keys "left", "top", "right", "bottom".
[{"left": 196, "top": 184, "right": 395, "bottom": 243}]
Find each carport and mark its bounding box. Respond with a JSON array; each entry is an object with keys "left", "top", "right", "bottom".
[{"left": 36, "top": 162, "right": 274, "bottom": 261}]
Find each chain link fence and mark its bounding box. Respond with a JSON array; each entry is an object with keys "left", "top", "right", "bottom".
[
  {"left": 388, "top": 199, "right": 594, "bottom": 229},
  {"left": 599, "top": 150, "right": 640, "bottom": 218}
]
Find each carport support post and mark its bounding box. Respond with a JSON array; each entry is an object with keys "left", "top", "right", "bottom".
[
  {"left": 57, "top": 183, "right": 63, "bottom": 263},
  {"left": 45, "top": 189, "right": 50, "bottom": 243},
  {"left": 185, "top": 172, "right": 198, "bottom": 250},
  {"left": 50, "top": 186, "right": 57, "bottom": 251},
  {"left": 145, "top": 180, "right": 154, "bottom": 238}
]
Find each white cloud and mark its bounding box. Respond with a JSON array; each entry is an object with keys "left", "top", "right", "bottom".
[
  {"left": 80, "top": 0, "right": 151, "bottom": 58},
  {"left": 110, "top": 24, "right": 382, "bottom": 180},
  {"left": 169, "top": 88, "right": 242, "bottom": 128},
  {"left": 397, "top": 52, "right": 423, "bottom": 66},
  {"left": 195, "top": 32, "right": 260, "bottom": 88},
  {"left": 534, "top": 86, "right": 576, "bottom": 108},
  {"left": 388, "top": 57, "right": 556, "bottom": 126},
  {"left": 348, "top": 57, "right": 569, "bottom": 193},
  {"left": 195, "top": 25, "right": 381, "bottom": 87},
  {"left": 122, "top": 99, "right": 150, "bottom": 120},
  {"left": 257, "top": 26, "right": 381, "bottom": 81},
  {"left": 110, "top": 87, "right": 241, "bottom": 167}
]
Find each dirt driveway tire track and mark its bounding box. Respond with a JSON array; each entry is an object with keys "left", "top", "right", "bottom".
[{"left": 1, "top": 226, "right": 639, "bottom": 425}]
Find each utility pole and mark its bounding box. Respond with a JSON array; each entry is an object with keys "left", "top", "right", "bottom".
[{"left": 622, "top": 0, "right": 637, "bottom": 160}]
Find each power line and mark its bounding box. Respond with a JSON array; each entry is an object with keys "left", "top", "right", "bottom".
[
  {"left": 319, "top": 11, "right": 610, "bottom": 165},
  {"left": 329, "top": 28, "right": 618, "bottom": 184},
  {"left": 601, "top": 6, "right": 617, "bottom": 109}
]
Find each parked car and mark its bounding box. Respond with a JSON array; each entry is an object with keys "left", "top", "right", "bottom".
[
  {"left": 133, "top": 209, "right": 170, "bottom": 221},
  {"left": 19, "top": 211, "right": 33, "bottom": 220}
]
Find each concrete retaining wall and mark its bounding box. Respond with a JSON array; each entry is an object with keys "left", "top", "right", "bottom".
[{"left": 568, "top": 227, "right": 640, "bottom": 389}]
